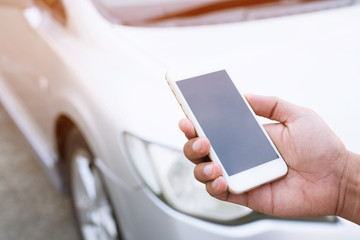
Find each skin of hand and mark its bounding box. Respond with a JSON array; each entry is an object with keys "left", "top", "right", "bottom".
[{"left": 179, "top": 94, "right": 360, "bottom": 224}]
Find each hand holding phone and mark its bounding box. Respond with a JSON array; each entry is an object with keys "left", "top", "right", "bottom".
[
  {"left": 167, "top": 69, "right": 288, "bottom": 194},
  {"left": 177, "top": 88, "right": 355, "bottom": 222}
]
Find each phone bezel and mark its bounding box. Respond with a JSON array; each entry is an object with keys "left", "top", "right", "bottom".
[{"left": 166, "top": 68, "right": 288, "bottom": 194}]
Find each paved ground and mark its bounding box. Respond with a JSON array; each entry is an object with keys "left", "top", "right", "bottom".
[{"left": 0, "top": 103, "right": 80, "bottom": 240}]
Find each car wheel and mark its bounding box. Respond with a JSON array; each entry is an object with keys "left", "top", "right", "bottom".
[{"left": 65, "top": 128, "right": 121, "bottom": 240}]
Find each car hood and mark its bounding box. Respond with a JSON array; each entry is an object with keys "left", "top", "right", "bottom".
[{"left": 110, "top": 5, "right": 360, "bottom": 152}]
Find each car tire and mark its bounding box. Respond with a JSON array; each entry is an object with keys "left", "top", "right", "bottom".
[{"left": 64, "top": 128, "right": 122, "bottom": 240}]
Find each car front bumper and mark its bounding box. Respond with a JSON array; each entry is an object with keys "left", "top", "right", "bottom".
[{"left": 107, "top": 179, "right": 360, "bottom": 240}]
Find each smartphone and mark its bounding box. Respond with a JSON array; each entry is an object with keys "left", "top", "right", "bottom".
[{"left": 166, "top": 69, "right": 288, "bottom": 194}]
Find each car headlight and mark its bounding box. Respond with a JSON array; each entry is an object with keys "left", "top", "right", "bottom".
[{"left": 124, "top": 133, "right": 252, "bottom": 222}]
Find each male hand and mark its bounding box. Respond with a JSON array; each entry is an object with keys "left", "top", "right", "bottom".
[{"left": 179, "top": 94, "right": 357, "bottom": 220}]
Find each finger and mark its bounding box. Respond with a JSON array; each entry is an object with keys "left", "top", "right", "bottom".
[
  {"left": 183, "top": 136, "right": 211, "bottom": 164},
  {"left": 205, "top": 178, "right": 250, "bottom": 208},
  {"left": 204, "top": 178, "right": 251, "bottom": 208},
  {"left": 194, "top": 162, "right": 222, "bottom": 183},
  {"left": 179, "top": 118, "right": 197, "bottom": 139},
  {"left": 245, "top": 94, "right": 300, "bottom": 123},
  {"left": 205, "top": 176, "right": 229, "bottom": 200}
]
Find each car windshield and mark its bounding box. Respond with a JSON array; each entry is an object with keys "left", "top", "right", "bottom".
[{"left": 91, "top": 0, "right": 356, "bottom": 27}]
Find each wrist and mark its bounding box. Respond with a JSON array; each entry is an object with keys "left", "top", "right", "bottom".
[{"left": 337, "top": 151, "right": 360, "bottom": 224}]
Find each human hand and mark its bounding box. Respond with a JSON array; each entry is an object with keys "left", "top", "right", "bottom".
[{"left": 179, "top": 94, "right": 359, "bottom": 222}]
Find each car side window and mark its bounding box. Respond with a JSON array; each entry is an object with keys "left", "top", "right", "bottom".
[{"left": 34, "top": 0, "right": 66, "bottom": 25}]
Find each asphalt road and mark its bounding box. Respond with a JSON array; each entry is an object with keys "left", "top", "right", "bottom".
[{"left": 0, "top": 103, "right": 80, "bottom": 240}]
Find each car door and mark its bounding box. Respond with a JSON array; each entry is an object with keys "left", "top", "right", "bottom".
[{"left": 0, "top": 0, "right": 67, "bottom": 166}]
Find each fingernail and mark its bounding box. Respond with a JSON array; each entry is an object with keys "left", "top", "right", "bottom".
[
  {"left": 203, "top": 164, "right": 213, "bottom": 177},
  {"left": 192, "top": 138, "right": 202, "bottom": 152}
]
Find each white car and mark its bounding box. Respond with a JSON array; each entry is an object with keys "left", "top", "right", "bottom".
[{"left": 1, "top": 0, "right": 360, "bottom": 239}]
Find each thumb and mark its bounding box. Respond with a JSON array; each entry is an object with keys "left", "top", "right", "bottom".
[{"left": 245, "top": 94, "right": 299, "bottom": 123}]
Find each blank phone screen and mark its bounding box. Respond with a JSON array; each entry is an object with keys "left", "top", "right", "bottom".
[{"left": 176, "top": 70, "right": 278, "bottom": 176}]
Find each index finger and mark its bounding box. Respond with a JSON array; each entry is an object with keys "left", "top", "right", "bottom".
[{"left": 179, "top": 118, "right": 197, "bottom": 139}]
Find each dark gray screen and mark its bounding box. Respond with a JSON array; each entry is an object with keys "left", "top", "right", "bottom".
[{"left": 177, "top": 70, "right": 278, "bottom": 176}]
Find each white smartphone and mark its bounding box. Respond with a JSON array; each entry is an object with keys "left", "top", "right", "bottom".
[{"left": 166, "top": 69, "right": 288, "bottom": 194}]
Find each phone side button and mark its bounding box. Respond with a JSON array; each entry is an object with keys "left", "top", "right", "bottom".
[
  {"left": 180, "top": 105, "right": 188, "bottom": 118},
  {"left": 175, "top": 97, "right": 181, "bottom": 105}
]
